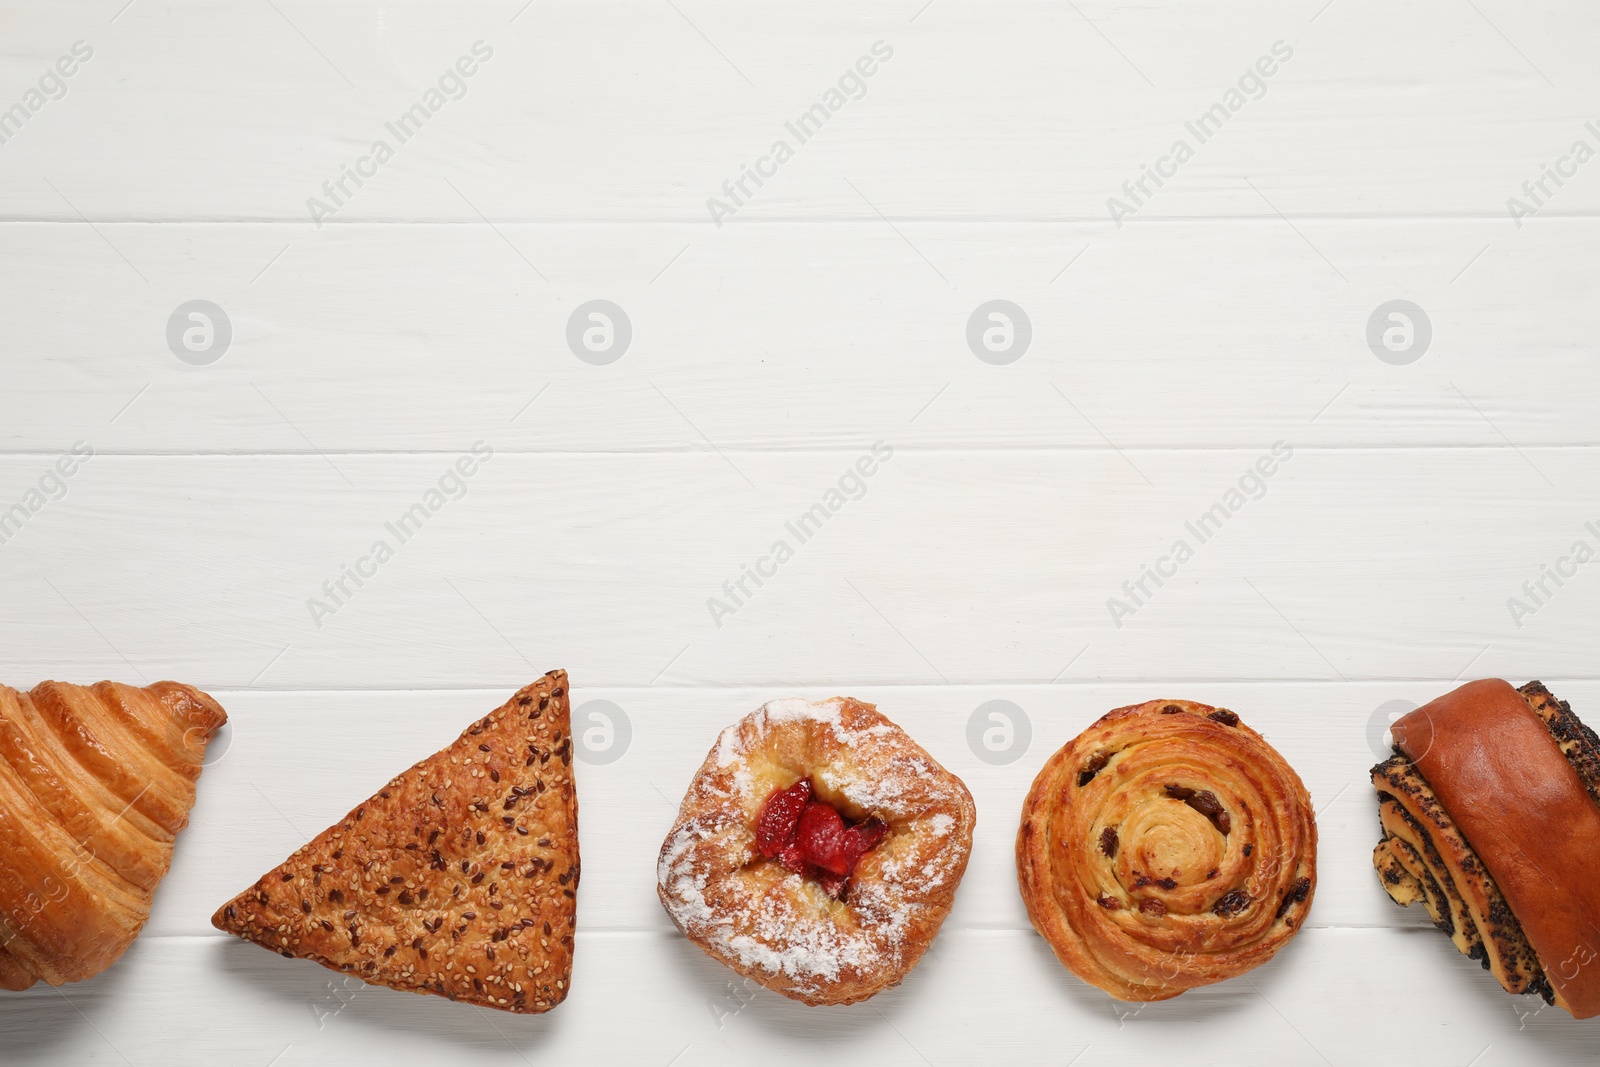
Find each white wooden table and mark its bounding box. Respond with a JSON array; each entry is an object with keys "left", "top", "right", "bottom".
[{"left": 3, "top": 2, "right": 1598, "bottom": 1063}]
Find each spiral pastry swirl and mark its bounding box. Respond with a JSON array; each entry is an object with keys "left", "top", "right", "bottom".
[{"left": 1016, "top": 699, "right": 1317, "bottom": 1001}]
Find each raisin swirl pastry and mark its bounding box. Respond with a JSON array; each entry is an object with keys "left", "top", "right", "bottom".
[
  {"left": 656, "top": 697, "right": 975, "bottom": 1005},
  {"left": 1372, "top": 679, "right": 1600, "bottom": 1019},
  {"left": 1016, "top": 699, "right": 1317, "bottom": 1001}
]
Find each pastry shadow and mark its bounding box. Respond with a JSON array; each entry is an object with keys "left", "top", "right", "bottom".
[
  {"left": 661, "top": 933, "right": 922, "bottom": 1039},
  {"left": 0, "top": 948, "right": 137, "bottom": 1055},
  {"left": 212, "top": 937, "right": 565, "bottom": 1048},
  {"left": 1400, "top": 928, "right": 1587, "bottom": 1051},
  {"left": 1018, "top": 927, "right": 1286, "bottom": 1021}
]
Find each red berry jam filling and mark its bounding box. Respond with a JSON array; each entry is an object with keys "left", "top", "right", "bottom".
[{"left": 755, "top": 777, "right": 889, "bottom": 900}]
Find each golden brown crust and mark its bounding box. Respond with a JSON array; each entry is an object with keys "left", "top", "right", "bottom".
[
  {"left": 1016, "top": 699, "right": 1317, "bottom": 1002},
  {"left": 1371, "top": 836, "right": 1425, "bottom": 908},
  {"left": 0, "top": 680, "right": 226, "bottom": 990},
  {"left": 656, "top": 697, "right": 976, "bottom": 1006},
  {"left": 212, "top": 671, "right": 577, "bottom": 1014},
  {"left": 1385, "top": 679, "right": 1600, "bottom": 1019},
  {"left": 1518, "top": 680, "right": 1600, "bottom": 808}
]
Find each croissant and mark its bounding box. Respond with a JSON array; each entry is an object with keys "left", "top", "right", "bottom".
[
  {"left": 1017, "top": 699, "right": 1317, "bottom": 1001},
  {"left": 0, "top": 680, "right": 227, "bottom": 990},
  {"left": 1372, "top": 679, "right": 1600, "bottom": 1018}
]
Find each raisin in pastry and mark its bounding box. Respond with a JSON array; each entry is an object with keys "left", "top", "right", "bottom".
[{"left": 1017, "top": 699, "right": 1316, "bottom": 1001}]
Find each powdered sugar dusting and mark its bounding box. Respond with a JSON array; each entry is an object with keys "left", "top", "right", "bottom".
[
  {"left": 713, "top": 721, "right": 745, "bottom": 769},
  {"left": 714, "top": 698, "right": 842, "bottom": 769},
  {"left": 656, "top": 697, "right": 977, "bottom": 1003},
  {"left": 762, "top": 696, "right": 844, "bottom": 727},
  {"left": 657, "top": 817, "right": 914, "bottom": 991}
]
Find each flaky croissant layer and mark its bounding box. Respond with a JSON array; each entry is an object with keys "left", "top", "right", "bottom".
[{"left": 0, "top": 680, "right": 226, "bottom": 990}]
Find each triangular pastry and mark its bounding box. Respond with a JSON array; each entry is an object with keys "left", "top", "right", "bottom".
[
  {"left": 0, "top": 680, "right": 227, "bottom": 990},
  {"left": 212, "top": 671, "right": 579, "bottom": 1013}
]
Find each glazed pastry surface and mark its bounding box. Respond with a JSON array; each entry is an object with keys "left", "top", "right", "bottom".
[{"left": 1373, "top": 679, "right": 1600, "bottom": 1018}]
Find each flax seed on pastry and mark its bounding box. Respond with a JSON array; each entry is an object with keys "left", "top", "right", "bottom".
[{"left": 212, "top": 671, "right": 578, "bottom": 1014}]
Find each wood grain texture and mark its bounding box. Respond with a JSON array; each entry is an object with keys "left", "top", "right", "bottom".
[
  {"left": 1, "top": 929, "right": 1594, "bottom": 1065},
  {"left": 0, "top": 451, "right": 1595, "bottom": 689},
  {"left": 3, "top": 0, "right": 1598, "bottom": 1061},
  {"left": 0, "top": 221, "right": 1597, "bottom": 452},
  {"left": 1, "top": 2, "right": 1597, "bottom": 223}
]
